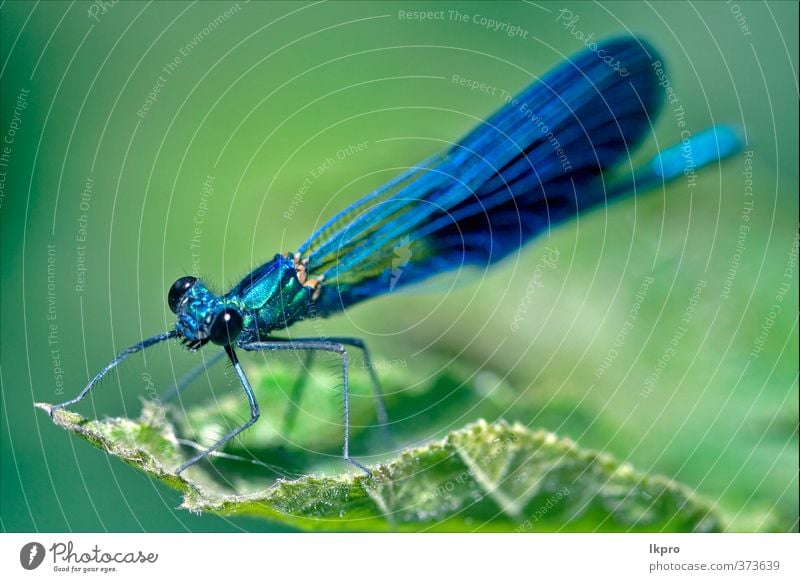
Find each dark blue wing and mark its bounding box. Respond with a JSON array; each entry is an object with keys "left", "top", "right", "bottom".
[{"left": 300, "top": 36, "right": 665, "bottom": 315}]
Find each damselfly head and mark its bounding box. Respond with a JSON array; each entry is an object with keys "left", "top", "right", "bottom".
[{"left": 168, "top": 276, "right": 243, "bottom": 350}]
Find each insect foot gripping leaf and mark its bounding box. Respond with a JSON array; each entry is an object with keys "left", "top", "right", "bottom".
[{"left": 38, "top": 400, "right": 723, "bottom": 533}]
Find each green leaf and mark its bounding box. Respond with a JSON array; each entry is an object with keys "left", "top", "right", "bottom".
[{"left": 36, "top": 401, "right": 721, "bottom": 532}]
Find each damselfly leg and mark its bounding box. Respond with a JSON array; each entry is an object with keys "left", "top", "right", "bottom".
[
  {"left": 49, "top": 331, "right": 178, "bottom": 418},
  {"left": 322, "top": 337, "right": 390, "bottom": 432},
  {"left": 269, "top": 336, "right": 390, "bottom": 441},
  {"left": 175, "top": 345, "right": 260, "bottom": 474},
  {"left": 240, "top": 340, "right": 372, "bottom": 476}
]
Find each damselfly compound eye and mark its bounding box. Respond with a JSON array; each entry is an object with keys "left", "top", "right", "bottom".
[
  {"left": 208, "top": 307, "right": 243, "bottom": 346},
  {"left": 168, "top": 276, "right": 197, "bottom": 313}
]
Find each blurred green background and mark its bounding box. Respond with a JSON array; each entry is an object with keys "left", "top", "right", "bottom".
[{"left": 1, "top": 1, "right": 797, "bottom": 532}]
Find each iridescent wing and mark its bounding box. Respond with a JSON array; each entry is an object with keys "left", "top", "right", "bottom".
[{"left": 300, "top": 37, "right": 665, "bottom": 316}]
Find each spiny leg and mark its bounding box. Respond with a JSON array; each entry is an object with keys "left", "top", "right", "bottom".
[
  {"left": 50, "top": 331, "right": 177, "bottom": 418},
  {"left": 175, "top": 345, "right": 260, "bottom": 475},
  {"left": 241, "top": 340, "right": 371, "bottom": 476},
  {"left": 270, "top": 336, "right": 390, "bottom": 435},
  {"left": 162, "top": 348, "right": 226, "bottom": 403},
  {"left": 315, "top": 337, "right": 390, "bottom": 431}
]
